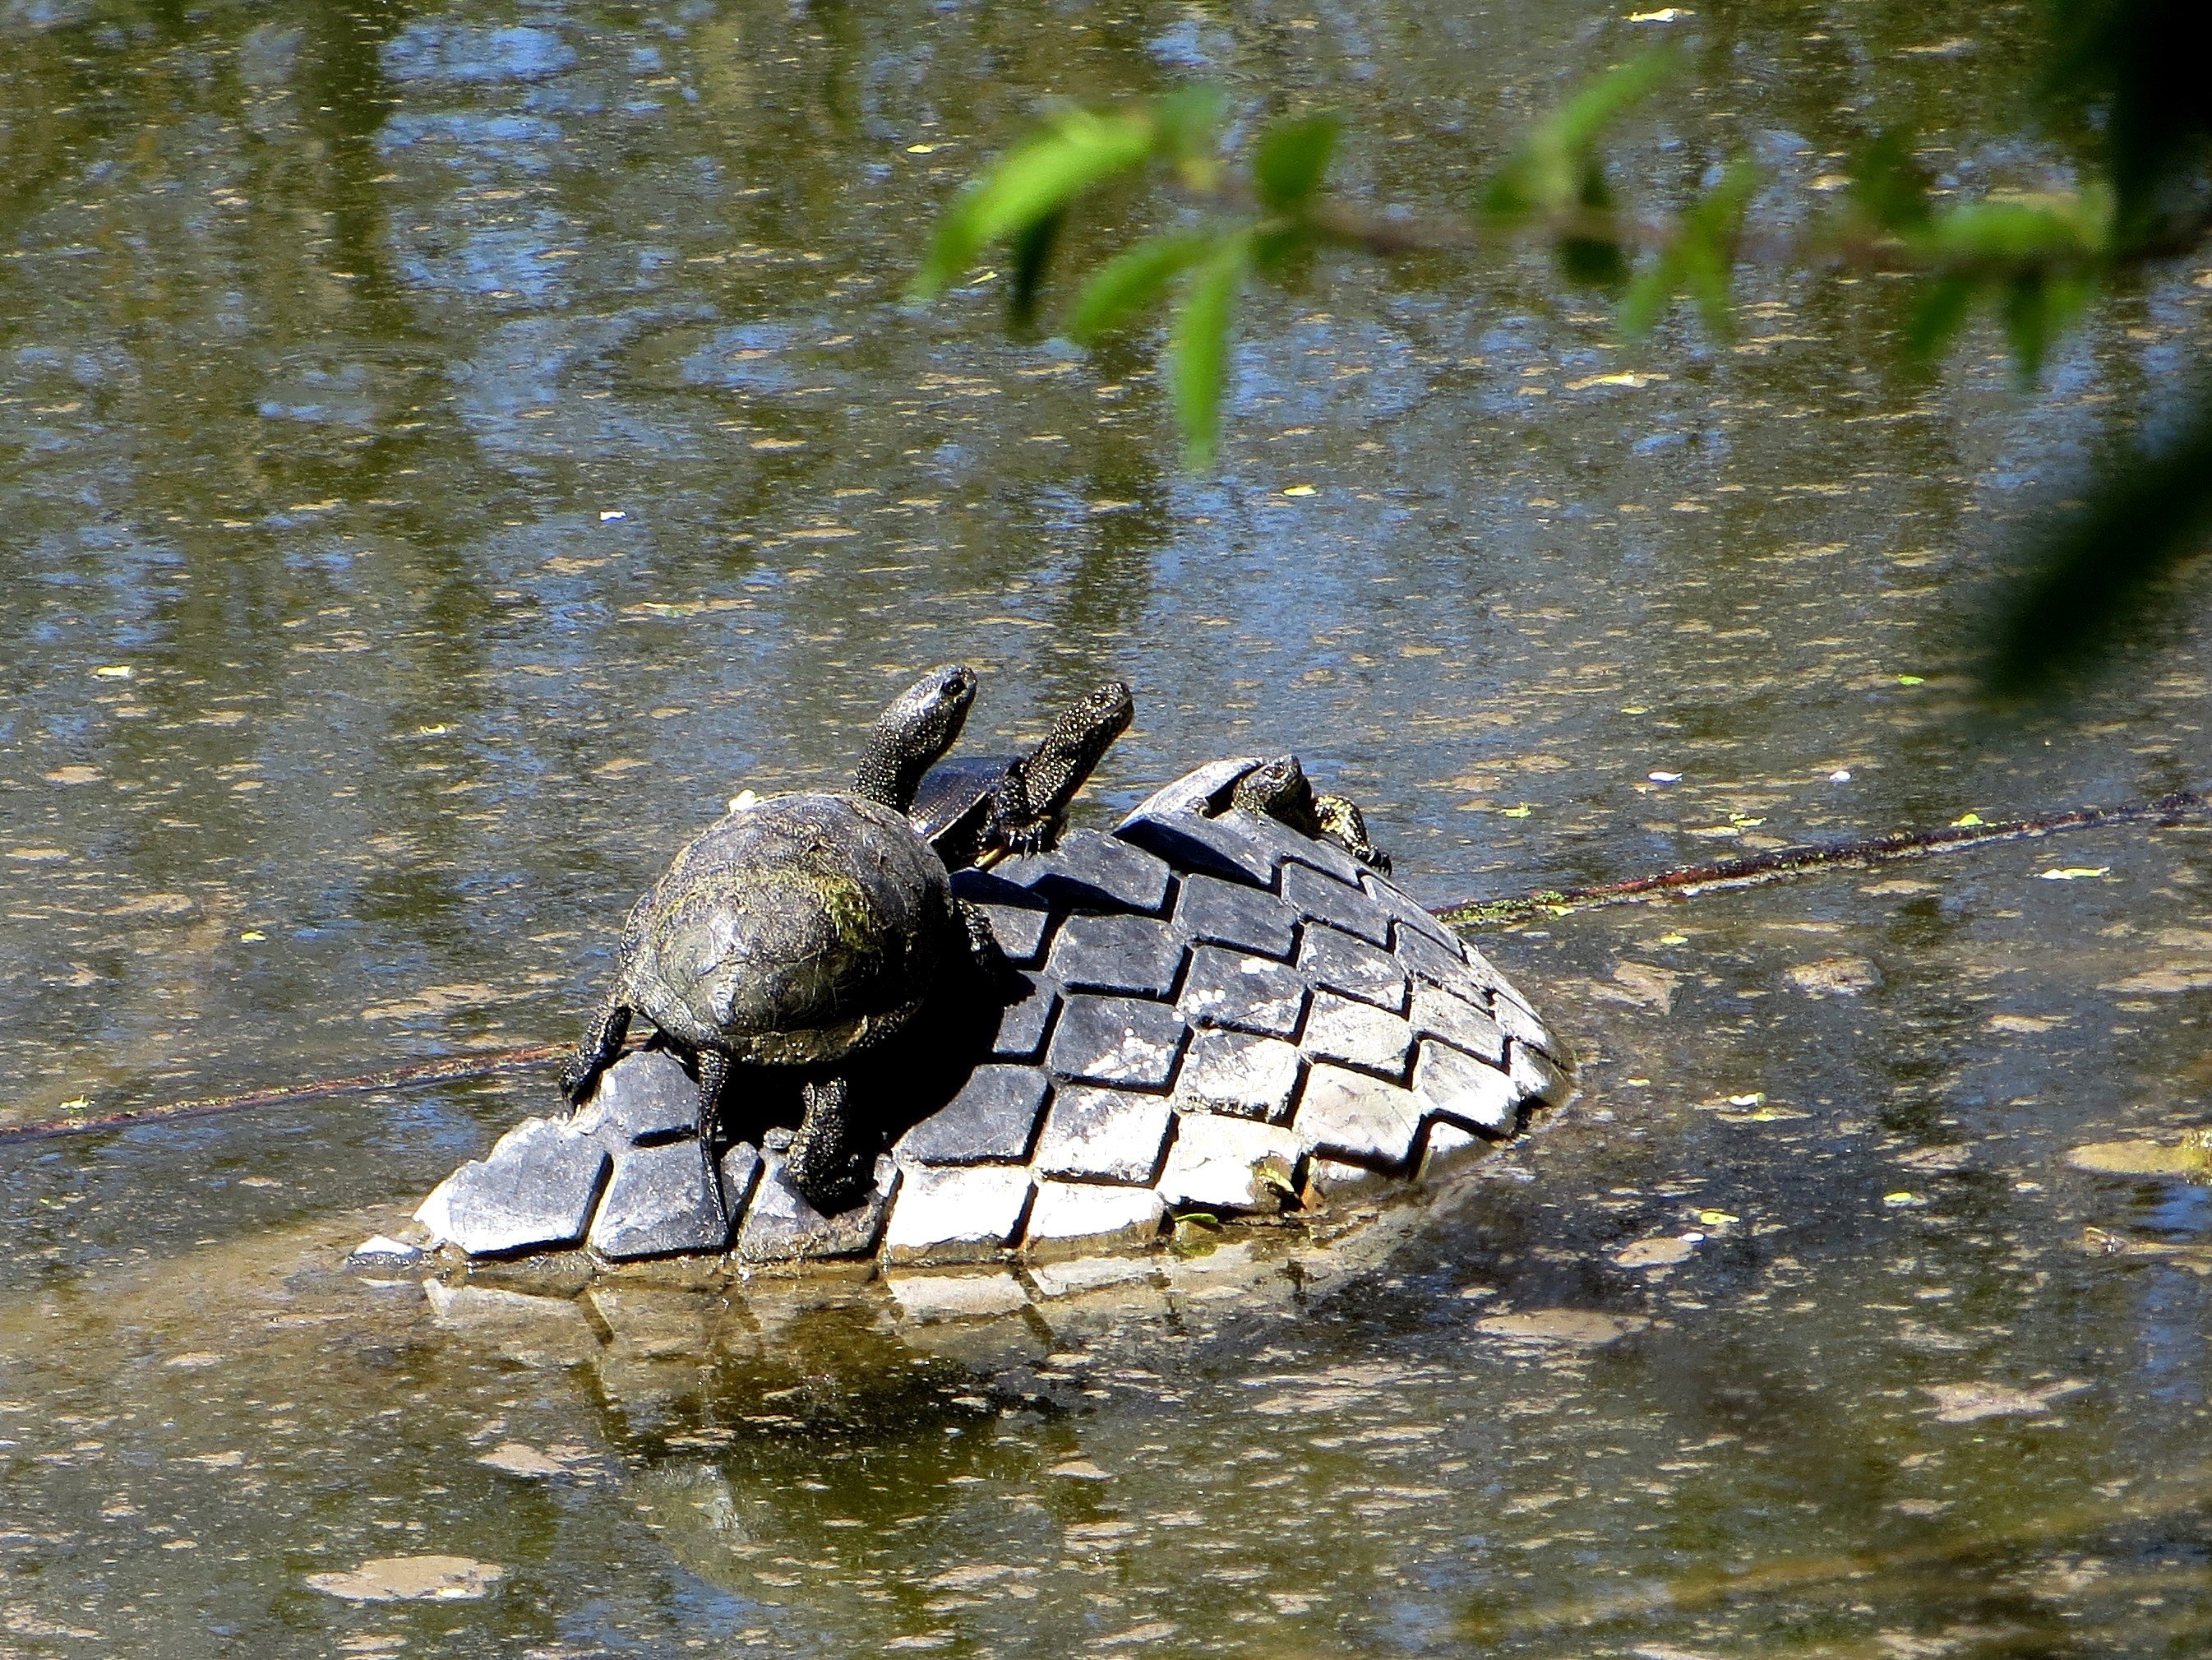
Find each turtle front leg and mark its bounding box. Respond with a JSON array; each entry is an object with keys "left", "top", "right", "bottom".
[
  {"left": 1314, "top": 792, "right": 1392, "bottom": 876},
  {"left": 559, "top": 997, "right": 631, "bottom": 1108},
  {"left": 784, "top": 1075, "right": 875, "bottom": 1214}
]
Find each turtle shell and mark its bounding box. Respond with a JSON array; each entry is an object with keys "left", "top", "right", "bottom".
[
  {"left": 620, "top": 792, "right": 962, "bottom": 1067},
  {"left": 908, "top": 755, "right": 1014, "bottom": 854}
]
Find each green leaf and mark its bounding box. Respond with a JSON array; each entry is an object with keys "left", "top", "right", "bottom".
[
  {"left": 1618, "top": 258, "right": 1671, "bottom": 336},
  {"left": 1153, "top": 86, "right": 1229, "bottom": 167},
  {"left": 1254, "top": 113, "right": 1341, "bottom": 211},
  {"left": 1482, "top": 49, "right": 1676, "bottom": 222},
  {"left": 1619, "top": 160, "right": 1757, "bottom": 339},
  {"left": 1560, "top": 49, "right": 1677, "bottom": 141},
  {"left": 1249, "top": 221, "right": 1311, "bottom": 275},
  {"left": 1984, "top": 398, "right": 2212, "bottom": 697},
  {"left": 1557, "top": 158, "right": 1627, "bottom": 288},
  {"left": 1007, "top": 207, "right": 1064, "bottom": 328},
  {"left": 2001, "top": 268, "right": 2096, "bottom": 381},
  {"left": 1169, "top": 233, "right": 1251, "bottom": 471},
  {"left": 911, "top": 109, "right": 1159, "bottom": 300},
  {"left": 1064, "top": 230, "right": 1216, "bottom": 344},
  {"left": 1683, "top": 162, "right": 1758, "bottom": 338},
  {"left": 1902, "top": 272, "right": 1978, "bottom": 361},
  {"left": 1848, "top": 127, "right": 1930, "bottom": 233}
]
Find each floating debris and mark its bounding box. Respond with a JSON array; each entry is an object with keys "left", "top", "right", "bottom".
[
  {"left": 2064, "top": 1136, "right": 2212, "bottom": 1178},
  {"left": 1923, "top": 1380, "right": 2087, "bottom": 1424},
  {"left": 306, "top": 1556, "right": 505, "bottom": 1603}
]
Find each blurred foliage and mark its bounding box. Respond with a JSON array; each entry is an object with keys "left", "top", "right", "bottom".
[{"left": 905, "top": 0, "right": 2212, "bottom": 696}]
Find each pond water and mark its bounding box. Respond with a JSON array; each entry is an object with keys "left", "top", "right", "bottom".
[{"left": 6, "top": 0, "right": 2212, "bottom": 1653}]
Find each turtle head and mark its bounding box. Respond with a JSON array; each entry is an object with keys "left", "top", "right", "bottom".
[
  {"left": 1027, "top": 680, "right": 1134, "bottom": 791},
  {"left": 854, "top": 663, "right": 977, "bottom": 812},
  {"left": 988, "top": 679, "right": 1135, "bottom": 856},
  {"left": 1230, "top": 754, "right": 1321, "bottom": 836},
  {"left": 1056, "top": 680, "right": 1136, "bottom": 749}
]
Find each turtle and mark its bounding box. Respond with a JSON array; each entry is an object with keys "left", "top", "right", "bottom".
[
  {"left": 556, "top": 663, "right": 1008, "bottom": 1214},
  {"left": 1230, "top": 753, "right": 1393, "bottom": 874},
  {"left": 910, "top": 679, "right": 1135, "bottom": 869}
]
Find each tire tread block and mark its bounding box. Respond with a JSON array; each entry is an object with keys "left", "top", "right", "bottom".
[
  {"left": 995, "top": 830, "right": 1173, "bottom": 916},
  {"left": 1177, "top": 944, "right": 1308, "bottom": 1039},
  {"left": 1046, "top": 994, "right": 1186, "bottom": 1089},
  {"left": 896, "top": 1063, "right": 1050, "bottom": 1165},
  {"left": 1298, "top": 923, "right": 1410, "bottom": 1013},
  {"left": 1034, "top": 1085, "right": 1175, "bottom": 1185}
]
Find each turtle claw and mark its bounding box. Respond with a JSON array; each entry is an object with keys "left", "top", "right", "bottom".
[
  {"left": 556, "top": 1057, "right": 593, "bottom": 1107},
  {"left": 559, "top": 1000, "right": 631, "bottom": 1110}
]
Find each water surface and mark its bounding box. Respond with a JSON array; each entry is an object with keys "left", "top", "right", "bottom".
[{"left": 5, "top": 0, "right": 2212, "bottom": 1653}]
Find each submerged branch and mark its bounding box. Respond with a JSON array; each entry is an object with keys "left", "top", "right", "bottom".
[
  {"left": 6, "top": 787, "right": 2206, "bottom": 1144},
  {"left": 0, "top": 1044, "right": 567, "bottom": 1146},
  {"left": 1438, "top": 788, "right": 2212, "bottom": 928}
]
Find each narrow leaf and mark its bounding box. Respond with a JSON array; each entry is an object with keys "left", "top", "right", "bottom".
[
  {"left": 1169, "top": 233, "right": 1251, "bottom": 471},
  {"left": 1008, "top": 208, "right": 1064, "bottom": 327},
  {"left": 1903, "top": 272, "right": 1978, "bottom": 361},
  {"left": 1985, "top": 399, "right": 2212, "bottom": 697},
  {"left": 1911, "top": 187, "right": 2112, "bottom": 266},
  {"left": 1064, "top": 231, "right": 1215, "bottom": 344},
  {"left": 1618, "top": 160, "right": 1757, "bottom": 339},
  {"left": 1682, "top": 161, "right": 1758, "bottom": 340},
  {"left": 1550, "top": 49, "right": 1678, "bottom": 154},
  {"left": 1153, "top": 86, "right": 1229, "bottom": 166},
  {"left": 2002, "top": 271, "right": 2054, "bottom": 381},
  {"left": 1254, "top": 113, "right": 1341, "bottom": 211},
  {"left": 1848, "top": 127, "right": 1930, "bottom": 233},
  {"left": 911, "top": 109, "right": 1157, "bottom": 300},
  {"left": 1617, "top": 258, "right": 1674, "bottom": 336},
  {"left": 2002, "top": 269, "right": 2099, "bottom": 383},
  {"left": 1483, "top": 49, "right": 1676, "bottom": 221}
]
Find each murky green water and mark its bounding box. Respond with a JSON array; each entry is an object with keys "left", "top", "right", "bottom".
[{"left": 7, "top": 0, "right": 2212, "bottom": 1653}]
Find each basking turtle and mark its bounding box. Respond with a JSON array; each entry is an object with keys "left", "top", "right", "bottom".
[
  {"left": 910, "top": 680, "right": 1135, "bottom": 869},
  {"left": 558, "top": 664, "right": 1004, "bottom": 1214},
  {"left": 1231, "top": 754, "right": 1393, "bottom": 874}
]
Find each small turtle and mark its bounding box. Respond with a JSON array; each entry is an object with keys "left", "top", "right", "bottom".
[
  {"left": 1231, "top": 753, "right": 1393, "bottom": 874},
  {"left": 910, "top": 679, "right": 1135, "bottom": 869},
  {"left": 559, "top": 664, "right": 1004, "bottom": 1214}
]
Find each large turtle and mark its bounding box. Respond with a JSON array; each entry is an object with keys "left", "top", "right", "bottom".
[
  {"left": 911, "top": 679, "right": 1134, "bottom": 869},
  {"left": 1231, "top": 753, "right": 1393, "bottom": 874},
  {"left": 558, "top": 664, "right": 1003, "bottom": 1214}
]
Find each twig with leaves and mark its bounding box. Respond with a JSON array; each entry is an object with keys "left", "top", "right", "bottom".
[{"left": 907, "top": 1, "right": 2212, "bottom": 694}]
